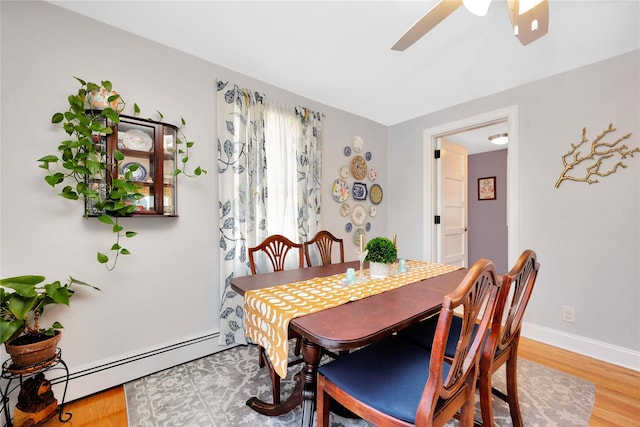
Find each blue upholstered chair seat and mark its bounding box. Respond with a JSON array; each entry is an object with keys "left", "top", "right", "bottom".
[
  {"left": 399, "top": 315, "right": 480, "bottom": 357},
  {"left": 318, "top": 335, "right": 451, "bottom": 424}
]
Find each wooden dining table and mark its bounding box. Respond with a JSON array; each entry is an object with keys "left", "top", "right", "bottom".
[{"left": 230, "top": 260, "right": 469, "bottom": 427}]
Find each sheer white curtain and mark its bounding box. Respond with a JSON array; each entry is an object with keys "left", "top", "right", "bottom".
[{"left": 265, "top": 104, "right": 301, "bottom": 240}]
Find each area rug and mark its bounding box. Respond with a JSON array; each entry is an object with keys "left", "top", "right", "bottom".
[{"left": 125, "top": 344, "right": 594, "bottom": 426}]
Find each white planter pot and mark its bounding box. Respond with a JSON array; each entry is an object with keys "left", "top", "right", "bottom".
[{"left": 369, "top": 262, "right": 390, "bottom": 279}]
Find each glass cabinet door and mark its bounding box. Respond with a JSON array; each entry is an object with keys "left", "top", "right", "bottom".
[
  {"left": 117, "top": 118, "right": 157, "bottom": 214},
  {"left": 86, "top": 115, "right": 178, "bottom": 217},
  {"left": 162, "top": 127, "right": 177, "bottom": 215}
]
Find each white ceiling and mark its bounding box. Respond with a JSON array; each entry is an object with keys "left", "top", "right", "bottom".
[{"left": 49, "top": 0, "right": 638, "bottom": 152}]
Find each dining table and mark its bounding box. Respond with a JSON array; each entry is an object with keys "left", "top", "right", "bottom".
[{"left": 230, "top": 259, "right": 468, "bottom": 427}]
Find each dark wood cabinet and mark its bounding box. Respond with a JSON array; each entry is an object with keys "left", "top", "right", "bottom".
[{"left": 86, "top": 115, "right": 178, "bottom": 217}]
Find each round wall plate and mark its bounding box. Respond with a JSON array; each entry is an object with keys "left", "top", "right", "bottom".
[
  {"left": 370, "top": 183, "right": 383, "bottom": 205},
  {"left": 352, "top": 136, "right": 364, "bottom": 153},
  {"left": 331, "top": 178, "right": 350, "bottom": 202},
  {"left": 340, "top": 202, "right": 350, "bottom": 217},
  {"left": 350, "top": 155, "right": 367, "bottom": 180},
  {"left": 351, "top": 204, "right": 366, "bottom": 226}
]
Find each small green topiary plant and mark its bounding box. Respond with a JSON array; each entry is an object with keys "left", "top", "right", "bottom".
[{"left": 365, "top": 237, "right": 398, "bottom": 264}]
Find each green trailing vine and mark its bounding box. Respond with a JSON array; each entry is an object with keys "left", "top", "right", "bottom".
[{"left": 38, "top": 77, "right": 206, "bottom": 270}]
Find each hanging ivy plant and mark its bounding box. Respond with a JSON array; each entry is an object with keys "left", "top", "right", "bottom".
[{"left": 38, "top": 77, "right": 206, "bottom": 270}]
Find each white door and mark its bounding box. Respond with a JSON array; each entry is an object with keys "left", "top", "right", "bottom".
[{"left": 436, "top": 138, "right": 468, "bottom": 267}]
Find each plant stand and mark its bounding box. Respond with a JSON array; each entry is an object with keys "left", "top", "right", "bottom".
[{"left": 1, "top": 349, "right": 71, "bottom": 427}]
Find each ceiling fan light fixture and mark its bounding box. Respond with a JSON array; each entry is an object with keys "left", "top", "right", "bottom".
[
  {"left": 489, "top": 133, "right": 509, "bottom": 145},
  {"left": 463, "top": 0, "right": 492, "bottom": 17},
  {"left": 519, "top": 0, "right": 544, "bottom": 15}
]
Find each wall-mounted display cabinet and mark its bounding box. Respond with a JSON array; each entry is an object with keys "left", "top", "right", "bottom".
[{"left": 86, "top": 115, "right": 178, "bottom": 217}]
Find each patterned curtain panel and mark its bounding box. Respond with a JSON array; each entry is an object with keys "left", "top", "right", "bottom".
[
  {"left": 216, "top": 80, "right": 323, "bottom": 347},
  {"left": 294, "top": 106, "right": 322, "bottom": 244},
  {"left": 217, "top": 81, "right": 267, "bottom": 346}
]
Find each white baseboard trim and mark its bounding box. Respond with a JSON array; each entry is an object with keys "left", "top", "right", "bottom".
[
  {"left": 43, "top": 332, "right": 231, "bottom": 403},
  {"left": 522, "top": 322, "right": 640, "bottom": 371}
]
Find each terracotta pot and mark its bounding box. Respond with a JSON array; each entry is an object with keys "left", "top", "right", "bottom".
[{"left": 5, "top": 331, "right": 61, "bottom": 369}]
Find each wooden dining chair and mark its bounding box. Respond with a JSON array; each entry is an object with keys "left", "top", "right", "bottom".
[
  {"left": 247, "top": 234, "right": 305, "bottom": 405},
  {"left": 478, "top": 250, "right": 539, "bottom": 427},
  {"left": 398, "top": 250, "right": 539, "bottom": 427},
  {"left": 248, "top": 234, "right": 305, "bottom": 274},
  {"left": 316, "top": 259, "right": 501, "bottom": 427},
  {"left": 303, "top": 230, "right": 344, "bottom": 267}
]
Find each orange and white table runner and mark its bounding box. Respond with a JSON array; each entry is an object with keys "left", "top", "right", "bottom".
[{"left": 244, "top": 260, "right": 460, "bottom": 378}]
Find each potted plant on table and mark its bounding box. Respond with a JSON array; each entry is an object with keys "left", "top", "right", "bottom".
[
  {"left": 365, "top": 237, "right": 398, "bottom": 279},
  {"left": 0, "top": 275, "right": 99, "bottom": 369}
]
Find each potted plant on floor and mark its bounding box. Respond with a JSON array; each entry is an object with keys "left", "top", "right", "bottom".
[
  {"left": 0, "top": 275, "right": 99, "bottom": 369},
  {"left": 364, "top": 237, "right": 398, "bottom": 279}
]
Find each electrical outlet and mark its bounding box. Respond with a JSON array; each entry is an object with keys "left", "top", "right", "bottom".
[{"left": 562, "top": 306, "right": 576, "bottom": 323}]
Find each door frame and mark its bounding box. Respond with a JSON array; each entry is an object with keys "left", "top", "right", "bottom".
[{"left": 422, "top": 105, "right": 519, "bottom": 268}]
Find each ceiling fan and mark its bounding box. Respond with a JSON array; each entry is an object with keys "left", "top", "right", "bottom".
[{"left": 391, "top": 0, "right": 549, "bottom": 51}]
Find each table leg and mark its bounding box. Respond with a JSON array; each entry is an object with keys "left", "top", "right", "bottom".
[
  {"left": 245, "top": 339, "right": 322, "bottom": 421},
  {"left": 299, "top": 338, "right": 322, "bottom": 427}
]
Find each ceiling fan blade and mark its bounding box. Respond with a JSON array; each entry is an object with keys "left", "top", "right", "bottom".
[{"left": 391, "top": 0, "right": 463, "bottom": 51}]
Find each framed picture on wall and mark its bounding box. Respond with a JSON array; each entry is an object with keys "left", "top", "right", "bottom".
[{"left": 478, "top": 176, "right": 496, "bottom": 200}]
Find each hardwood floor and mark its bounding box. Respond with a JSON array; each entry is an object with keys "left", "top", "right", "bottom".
[{"left": 35, "top": 337, "right": 639, "bottom": 426}]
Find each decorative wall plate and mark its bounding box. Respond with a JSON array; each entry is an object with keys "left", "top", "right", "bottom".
[
  {"left": 353, "top": 228, "right": 366, "bottom": 246},
  {"left": 345, "top": 222, "right": 353, "bottom": 233},
  {"left": 340, "top": 202, "right": 350, "bottom": 217},
  {"left": 365, "top": 151, "right": 372, "bottom": 161},
  {"left": 352, "top": 136, "right": 364, "bottom": 153},
  {"left": 122, "top": 162, "right": 147, "bottom": 182},
  {"left": 339, "top": 165, "right": 350, "bottom": 178},
  {"left": 123, "top": 129, "right": 153, "bottom": 151},
  {"left": 370, "top": 184, "right": 383, "bottom": 205},
  {"left": 352, "top": 182, "right": 368, "bottom": 200},
  {"left": 350, "top": 155, "right": 367, "bottom": 180},
  {"left": 369, "top": 206, "right": 377, "bottom": 217},
  {"left": 368, "top": 169, "right": 377, "bottom": 181},
  {"left": 351, "top": 204, "right": 366, "bottom": 226},
  {"left": 343, "top": 146, "right": 352, "bottom": 156},
  {"left": 365, "top": 222, "right": 371, "bottom": 232},
  {"left": 331, "top": 178, "right": 350, "bottom": 202}
]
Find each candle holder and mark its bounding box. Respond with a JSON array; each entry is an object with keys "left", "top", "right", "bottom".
[{"left": 355, "top": 248, "right": 368, "bottom": 282}]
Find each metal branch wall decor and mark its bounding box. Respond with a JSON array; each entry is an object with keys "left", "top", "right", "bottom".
[{"left": 555, "top": 123, "right": 638, "bottom": 188}]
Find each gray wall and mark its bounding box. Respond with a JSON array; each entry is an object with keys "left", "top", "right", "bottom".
[
  {"left": 1, "top": 1, "right": 638, "bottom": 405},
  {"left": 0, "top": 1, "right": 386, "bottom": 400},
  {"left": 468, "top": 150, "right": 508, "bottom": 273},
  {"left": 387, "top": 50, "right": 639, "bottom": 368}
]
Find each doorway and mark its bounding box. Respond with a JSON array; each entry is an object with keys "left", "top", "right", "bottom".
[{"left": 422, "top": 106, "right": 519, "bottom": 269}]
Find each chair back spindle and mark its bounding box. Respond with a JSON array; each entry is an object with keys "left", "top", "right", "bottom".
[
  {"left": 248, "top": 234, "right": 304, "bottom": 274},
  {"left": 303, "top": 230, "right": 344, "bottom": 267}
]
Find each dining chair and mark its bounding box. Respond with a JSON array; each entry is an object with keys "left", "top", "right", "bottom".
[
  {"left": 248, "top": 234, "right": 305, "bottom": 275},
  {"left": 478, "top": 250, "right": 539, "bottom": 427},
  {"left": 316, "top": 259, "right": 501, "bottom": 427},
  {"left": 247, "top": 234, "right": 305, "bottom": 405},
  {"left": 398, "top": 250, "right": 539, "bottom": 427},
  {"left": 303, "top": 230, "right": 344, "bottom": 267}
]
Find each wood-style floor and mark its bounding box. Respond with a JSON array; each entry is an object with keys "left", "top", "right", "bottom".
[{"left": 35, "top": 337, "right": 639, "bottom": 426}]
